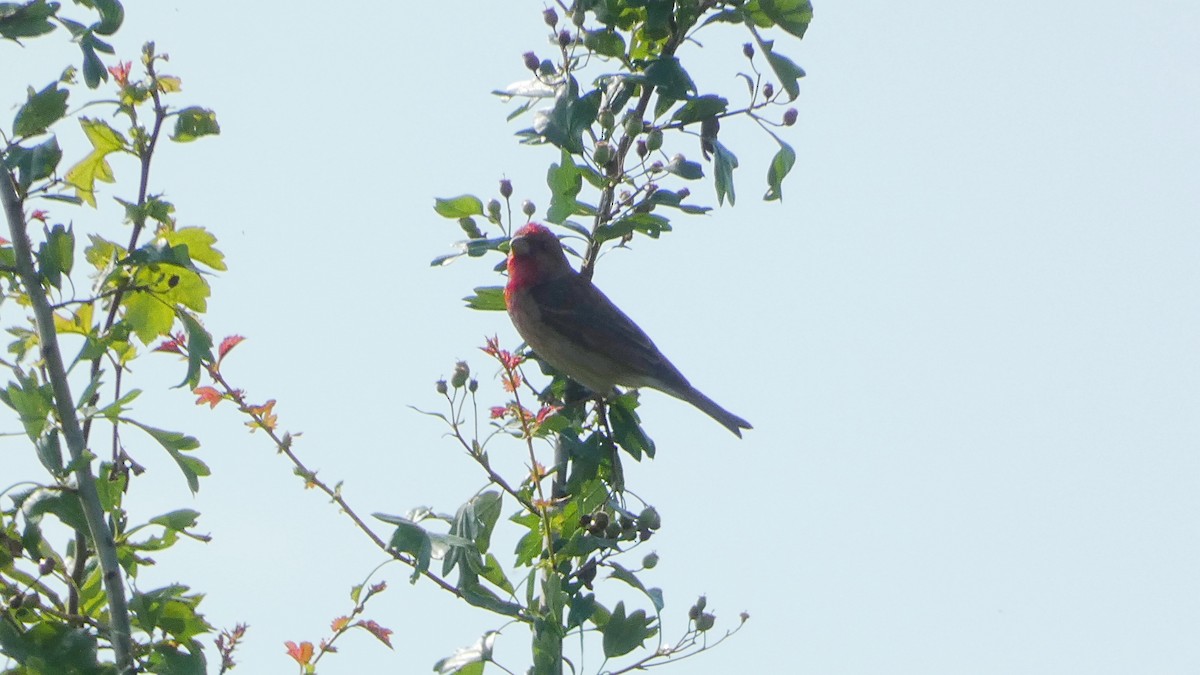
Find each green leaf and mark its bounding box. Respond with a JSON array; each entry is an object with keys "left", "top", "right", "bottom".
[
  {"left": 433, "top": 632, "right": 496, "bottom": 675},
  {"left": 464, "top": 285, "right": 506, "bottom": 311},
  {"left": 124, "top": 420, "right": 207, "bottom": 493},
  {"left": 670, "top": 95, "right": 728, "bottom": 126},
  {"left": 0, "top": 0, "right": 57, "bottom": 40},
  {"left": 65, "top": 117, "right": 127, "bottom": 207},
  {"left": 764, "top": 140, "right": 796, "bottom": 201},
  {"left": 601, "top": 601, "right": 656, "bottom": 658},
  {"left": 567, "top": 593, "right": 598, "bottom": 630},
  {"left": 459, "top": 576, "right": 523, "bottom": 618},
  {"left": 643, "top": 57, "right": 696, "bottom": 100},
  {"left": 23, "top": 489, "right": 89, "bottom": 535},
  {"left": 36, "top": 223, "right": 74, "bottom": 289},
  {"left": 547, "top": 149, "right": 585, "bottom": 224},
  {"left": 762, "top": 40, "right": 806, "bottom": 100},
  {"left": 471, "top": 491, "right": 502, "bottom": 554},
  {"left": 13, "top": 82, "right": 69, "bottom": 137},
  {"left": 35, "top": 429, "right": 64, "bottom": 476},
  {"left": 0, "top": 620, "right": 110, "bottom": 675},
  {"left": 123, "top": 291, "right": 174, "bottom": 344},
  {"left": 147, "top": 643, "right": 206, "bottom": 675},
  {"left": 584, "top": 28, "right": 626, "bottom": 58},
  {"left": 91, "top": 0, "right": 124, "bottom": 36},
  {"left": 150, "top": 509, "right": 200, "bottom": 532},
  {"left": 526, "top": 77, "right": 601, "bottom": 154},
  {"left": 177, "top": 311, "right": 213, "bottom": 389},
  {"left": 609, "top": 393, "right": 655, "bottom": 460},
  {"left": 1, "top": 374, "right": 54, "bottom": 440},
  {"left": 712, "top": 140, "right": 739, "bottom": 206},
  {"left": 163, "top": 227, "right": 226, "bottom": 271},
  {"left": 171, "top": 107, "right": 220, "bottom": 142},
  {"left": 378, "top": 515, "right": 433, "bottom": 583},
  {"left": 434, "top": 195, "right": 484, "bottom": 218},
  {"left": 665, "top": 155, "right": 704, "bottom": 180},
  {"left": 608, "top": 562, "right": 665, "bottom": 611},
  {"left": 648, "top": 188, "right": 712, "bottom": 214},
  {"left": 756, "top": 0, "right": 813, "bottom": 39},
  {"left": 80, "top": 34, "right": 106, "bottom": 88},
  {"left": 4, "top": 135, "right": 63, "bottom": 190},
  {"left": 479, "top": 552, "right": 513, "bottom": 594}
]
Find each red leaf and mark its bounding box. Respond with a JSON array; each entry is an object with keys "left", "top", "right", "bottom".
[
  {"left": 331, "top": 615, "right": 350, "bottom": 632},
  {"left": 284, "top": 641, "right": 313, "bottom": 665},
  {"left": 218, "top": 335, "right": 246, "bottom": 360},
  {"left": 356, "top": 620, "right": 394, "bottom": 649},
  {"left": 193, "top": 386, "right": 222, "bottom": 408}
]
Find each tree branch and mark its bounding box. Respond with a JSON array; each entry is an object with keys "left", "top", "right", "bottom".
[{"left": 1, "top": 169, "right": 135, "bottom": 673}]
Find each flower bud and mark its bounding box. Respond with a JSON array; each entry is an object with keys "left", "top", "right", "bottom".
[
  {"left": 695, "top": 595, "right": 707, "bottom": 612},
  {"left": 38, "top": 558, "right": 55, "bottom": 575},
  {"left": 649, "top": 160, "right": 663, "bottom": 173},
  {"left": 783, "top": 108, "right": 798, "bottom": 126},
  {"left": 646, "top": 128, "right": 663, "bottom": 151},
  {"left": 623, "top": 116, "right": 644, "bottom": 137},
  {"left": 598, "top": 110, "right": 615, "bottom": 131},
  {"left": 739, "top": 611, "right": 750, "bottom": 623},
  {"left": 459, "top": 217, "right": 483, "bottom": 238},
  {"left": 696, "top": 612, "right": 715, "bottom": 632},
  {"left": 572, "top": 7, "right": 586, "bottom": 26},
  {"left": 636, "top": 139, "right": 648, "bottom": 158},
  {"left": 451, "top": 361, "right": 470, "bottom": 389},
  {"left": 523, "top": 51, "right": 540, "bottom": 72},
  {"left": 677, "top": 187, "right": 690, "bottom": 199},
  {"left": 499, "top": 178, "right": 513, "bottom": 198},
  {"left": 590, "top": 511, "right": 610, "bottom": 533},
  {"left": 742, "top": 42, "right": 754, "bottom": 59},
  {"left": 468, "top": 379, "right": 478, "bottom": 393},
  {"left": 642, "top": 552, "right": 659, "bottom": 569},
  {"left": 593, "top": 142, "right": 614, "bottom": 165},
  {"left": 538, "top": 59, "right": 555, "bottom": 76},
  {"left": 763, "top": 82, "right": 774, "bottom": 100},
  {"left": 558, "top": 30, "right": 572, "bottom": 48},
  {"left": 637, "top": 507, "right": 661, "bottom": 531},
  {"left": 486, "top": 198, "right": 502, "bottom": 219},
  {"left": 436, "top": 379, "right": 448, "bottom": 395},
  {"left": 543, "top": 7, "right": 558, "bottom": 26},
  {"left": 522, "top": 199, "right": 536, "bottom": 216}
]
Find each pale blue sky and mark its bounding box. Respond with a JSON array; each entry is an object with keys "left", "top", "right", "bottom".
[{"left": 3, "top": 2, "right": 1198, "bottom": 673}]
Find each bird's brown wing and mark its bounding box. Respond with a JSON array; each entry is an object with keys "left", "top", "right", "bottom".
[{"left": 528, "top": 274, "right": 690, "bottom": 390}]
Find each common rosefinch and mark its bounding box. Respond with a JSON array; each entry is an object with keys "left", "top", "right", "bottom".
[{"left": 504, "top": 223, "right": 751, "bottom": 437}]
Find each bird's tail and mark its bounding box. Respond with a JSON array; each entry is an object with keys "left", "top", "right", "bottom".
[{"left": 677, "top": 386, "right": 752, "bottom": 438}]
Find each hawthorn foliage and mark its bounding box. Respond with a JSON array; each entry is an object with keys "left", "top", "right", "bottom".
[{"left": 0, "top": 1, "right": 811, "bottom": 673}]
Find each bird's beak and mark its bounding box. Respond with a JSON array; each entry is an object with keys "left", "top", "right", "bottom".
[{"left": 510, "top": 235, "right": 530, "bottom": 257}]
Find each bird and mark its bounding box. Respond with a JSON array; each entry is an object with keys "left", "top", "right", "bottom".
[{"left": 504, "top": 222, "right": 751, "bottom": 437}]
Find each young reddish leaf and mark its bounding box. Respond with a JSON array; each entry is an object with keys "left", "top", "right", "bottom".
[
  {"left": 30, "top": 210, "right": 49, "bottom": 222},
  {"left": 107, "top": 61, "right": 131, "bottom": 86},
  {"left": 284, "top": 641, "right": 313, "bottom": 665},
  {"left": 245, "top": 400, "right": 278, "bottom": 432},
  {"left": 154, "top": 333, "right": 186, "bottom": 354},
  {"left": 193, "top": 386, "right": 222, "bottom": 408},
  {"left": 356, "top": 620, "right": 394, "bottom": 649},
  {"left": 218, "top": 334, "right": 245, "bottom": 360},
  {"left": 331, "top": 616, "right": 350, "bottom": 632}
]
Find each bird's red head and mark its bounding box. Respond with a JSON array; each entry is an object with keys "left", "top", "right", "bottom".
[{"left": 506, "top": 223, "right": 573, "bottom": 296}]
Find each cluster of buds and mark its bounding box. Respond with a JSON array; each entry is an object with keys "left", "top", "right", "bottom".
[{"left": 579, "top": 505, "right": 660, "bottom": 544}]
